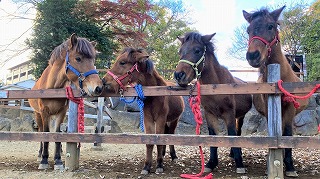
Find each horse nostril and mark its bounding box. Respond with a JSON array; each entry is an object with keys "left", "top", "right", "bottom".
[
  {"left": 95, "top": 86, "right": 103, "bottom": 94},
  {"left": 246, "top": 51, "right": 260, "bottom": 60},
  {"left": 174, "top": 71, "right": 185, "bottom": 81}
]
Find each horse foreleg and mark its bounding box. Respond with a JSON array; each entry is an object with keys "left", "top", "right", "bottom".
[
  {"left": 224, "top": 113, "right": 246, "bottom": 174},
  {"left": 230, "top": 117, "right": 244, "bottom": 158},
  {"left": 204, "top": 111, "right": 219, "bottom": 173},
  {"left": 38, "top": 107, "right": 51, "bottom": 170},
  {"left": 155, "top": 118, "right": 167, "bottom": 173},
  {"left": 53, "top": 110, "right": 66, "bottom": 170},
  {"left": 141, "top": 112, "right": 155, "bottom": 175},
  {"left": 282, "top": 107, "right": 298, "bottom": 177},
  {"left": 35, "top": 112, "right": 43, "bottom": 162},
  {"left": 165, "top": 121, "right": 179, "bottom": 161}
]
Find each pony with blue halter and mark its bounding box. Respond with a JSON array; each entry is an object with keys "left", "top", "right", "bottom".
[
  {"left": 174, "top": 32, "right": 252, "bottom": 174},
  {"left": 29, "top": 34, "right": 103, "bottom": 170}
]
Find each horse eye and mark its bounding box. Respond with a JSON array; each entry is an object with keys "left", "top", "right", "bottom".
[
  {"left": 75, "top": 57, "right": 81, "bottom": 62},
  {"left": 268, "top": 24, "right": 274, "bottom": 30},
  {"left": 119, "top": 61, "right": 126, "bottom": 65},
  {"left": 195, "top": 49, "right": 201, "bottom": 54}
]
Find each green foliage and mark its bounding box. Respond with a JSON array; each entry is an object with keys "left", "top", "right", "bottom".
[
  {"left": 26, "top": 0, "right": 115, "bottom": 79},
  {"left": 145, "top": 0, "right": 195, "bottom": 79},
  {"left": 306, "top": 53, "right": 320, "bottom": 81}
]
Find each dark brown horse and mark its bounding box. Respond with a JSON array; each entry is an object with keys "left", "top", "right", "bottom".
[
  {"left": 174, "top": 32, "right": 252, "bottom": 174},
  {"left": 29, "top": 34, "right": 103, "bottom": 170},
  {"left": 103, "top": 47, "right": 184, "bottom": 175},
  {"left": 243, "top": 6, "right": 308, "bottom": 177}
]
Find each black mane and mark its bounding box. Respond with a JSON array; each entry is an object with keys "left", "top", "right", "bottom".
[{"left": 182, "top": 32, "right": 215, "bottom": 56}]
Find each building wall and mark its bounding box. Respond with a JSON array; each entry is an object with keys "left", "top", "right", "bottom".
[{"left": 6, "top": 62, "right": 34, "bottom": 85}]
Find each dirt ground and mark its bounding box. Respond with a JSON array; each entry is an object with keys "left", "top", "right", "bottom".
[{"left": 0, "top": 141, "right": 319, "bottom": 179}]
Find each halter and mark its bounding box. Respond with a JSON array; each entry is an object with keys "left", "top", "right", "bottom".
[
  {"left": 107, "top": 63, "right": 139, "bottom": 90},
  {"left": 178, "top": 46, "right": 206, "bottom": 79},
  {"left": 65, "top": 52, "right": 99, "bottom": 95},
  {"left": 248, "top": 32, "right": 279, "bottom": 58}
]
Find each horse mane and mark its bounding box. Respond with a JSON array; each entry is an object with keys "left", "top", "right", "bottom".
[
  {"left": 181, "top": 32, "right": 216, "bottom": 56},
  {"left": 249, "top": 8, "right": 281, "bottom": 24},
  {"left": 120, "top": 47, "right": 167, "bottom": 85},
  {"left": 49, "top": 37, "right": 96, "bottom": 65}
]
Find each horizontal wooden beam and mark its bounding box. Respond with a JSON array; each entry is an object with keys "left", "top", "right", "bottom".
[
  {"left": 0, "top": 132, "right": 276, "bottom": 148},
  {"left": 0, "top": 82, "right": 319, "bottom": 99},
  {"left": 0, "top": 132, "right": 319, "bottom": 149}
]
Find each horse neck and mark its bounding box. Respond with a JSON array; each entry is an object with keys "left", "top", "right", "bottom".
[
  {"left": 139, "top": 70, "right": 167, "bottom": 86},
  {"left": 199, "top": 53, "right": 224, "bottom": 84},
  {"left": 46, "top": 61, "right": 68, "bottom": 88},
  {"left": 260, "top": 44, "right": 297, "bottom": 82}
]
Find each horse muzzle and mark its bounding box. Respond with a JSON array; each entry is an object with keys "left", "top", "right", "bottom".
[
  {"left": 246, "top": 51, "right": 261, "bottom": 68},
  {"left": 174, "top": 71, "right": 189, "bottom": 87}
]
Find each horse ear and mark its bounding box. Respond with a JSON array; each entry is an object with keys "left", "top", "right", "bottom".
[
  {"left": 134, "top": 52, "right": 149, "bottom": 62},
  {"left": 177, "top": 36, "right": 184, "bottom": 43},
  {"left": 243, "top": 10, "right": 252, "bottom": 23},
  {"left": 91, "top": 41, "right": 97, "bottom": 47},
  {"left": 201, "top": 33, "right": 216, "bottom": 43},
  {"left": 69, "top": 33, "right": 78, "bottom": 49},
  {"left": 270, "top": 6, "right": 285, "bottom": 21}
]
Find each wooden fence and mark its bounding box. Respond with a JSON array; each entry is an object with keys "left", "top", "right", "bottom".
[{"left": 0, "top": 64, "right": 319, "bottom": 178}]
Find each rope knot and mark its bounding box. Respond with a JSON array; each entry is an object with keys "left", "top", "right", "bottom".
[{"left": 277, "top": 80, "right": 320, "bottom": 109}]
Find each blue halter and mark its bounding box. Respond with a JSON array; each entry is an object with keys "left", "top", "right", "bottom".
[{"left": 65, "top": 52, "right": 98, "bottom": 94}]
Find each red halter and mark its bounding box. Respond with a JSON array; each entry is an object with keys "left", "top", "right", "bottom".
[
  {"left": 248, "top": 32, "right": 279, "bottom": 58},
  {"left": 107, "top": 63, "right": 139, "bottom": 90}
]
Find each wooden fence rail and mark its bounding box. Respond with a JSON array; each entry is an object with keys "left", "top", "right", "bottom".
[
  {"left": 0, "top": 132, "right": 319, "bottom": 149},
  {"left": 0, "top": 64, "right": 319, "bottom": 178},
  {"left": 0, "top": 81, "right": 319, "bottom": 99}
]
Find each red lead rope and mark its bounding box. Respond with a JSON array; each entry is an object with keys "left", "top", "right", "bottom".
[
  {"left": 277, "top": 80, "right": 320, "bottom": 132},
  {"left": 65, "top": 86, "right": 85, "bottom": 133},
  {"left": 180, "top": 81, "right": 213, "bottom": 179}
]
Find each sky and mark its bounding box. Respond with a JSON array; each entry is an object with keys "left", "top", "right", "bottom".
[{"left": 0, "top": 0, "right": 316, "bottom": 82}]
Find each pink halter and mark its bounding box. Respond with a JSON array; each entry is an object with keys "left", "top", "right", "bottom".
[
  {"left": 248, "top": 32, "right": 279, "bottom": 58},
  {"left": 107, "top": 63, "right": 139, "bottom": 90}
]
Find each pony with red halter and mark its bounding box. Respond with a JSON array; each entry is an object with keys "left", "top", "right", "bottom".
[
  {"left": 243, "top": 6, "right": 308, "bottom": 177},
  {"left": 103, "top": 47, "right": 184, "bottom": 175},
  {"left": 29, "top": 34, "right": 103, "bottom": 170},
  {"left": 174, "top": 32, "right": 252, "bottom": 174}
]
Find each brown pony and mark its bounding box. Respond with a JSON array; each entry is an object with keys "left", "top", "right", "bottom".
[
  {"left": 29, "top": 34, "right": 103, "bottom": 170},
  {"left": 243, "top": 6, "right": 308, "bottom": 177},
  {"left": 103, "top": 48, "right": 184, "bottom": 175},
  {"left": 174, "top": 32, "right": 252, "bottom": 174}
]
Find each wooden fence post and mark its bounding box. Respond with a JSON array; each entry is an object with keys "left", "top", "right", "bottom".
[
  {"left": 65, "top": 84, "right": 80, "bottom": 171},
  {"left": 92, "top": 97, "right": 104, "bottom": 150},
  {"left": 267, "top": 64, "right": 284, "bottom": 179}
]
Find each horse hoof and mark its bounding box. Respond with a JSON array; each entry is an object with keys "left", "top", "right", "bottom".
[
  {"left": 54, "top": 164, "right": 64, "bottom": 170},
  {"left": 236, "top": 167, "right": 247, "bottom": 174},
  {"left": 141, "top": 170, "right": 149, "bottom": 175},
  {"left": 38, "top": 164, "right": 49, "bottom": 170},
  {"left": 286, "top": 171, "right": 299, "bottom": 177},
  {"left": 155, "top": 167, "right": 164, "bottom": 173},
  {"left": 204, "top": 167, "right": 212, "bottom": 173}
]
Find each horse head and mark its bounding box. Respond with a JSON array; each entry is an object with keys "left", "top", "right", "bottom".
[
  {"left": 174, "top": 32, "right": 216, "bottom": 87},
  {"left": 103, "top": 47, "right": 150, "bottom": 93},
  {"left": 243, "top": 6, "right": 285, "bottom": 68},
  {"left": 63, "top": 33, "right": 103, "bottom": 96}
]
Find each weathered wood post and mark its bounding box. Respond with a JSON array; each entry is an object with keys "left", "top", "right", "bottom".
[
  {"left": 267, "top": 64, "right": 283, "bottom": 179},
  {"left": 65, "top": 84, "right": 80, "bottom": 171},
  {"left": 93, "top": 97, "right": 104, "bottom": 150}
]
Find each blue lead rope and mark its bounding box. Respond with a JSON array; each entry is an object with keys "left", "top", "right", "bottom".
[{"left": 119, "top": 84, "right": 146, "bottom": 132}]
